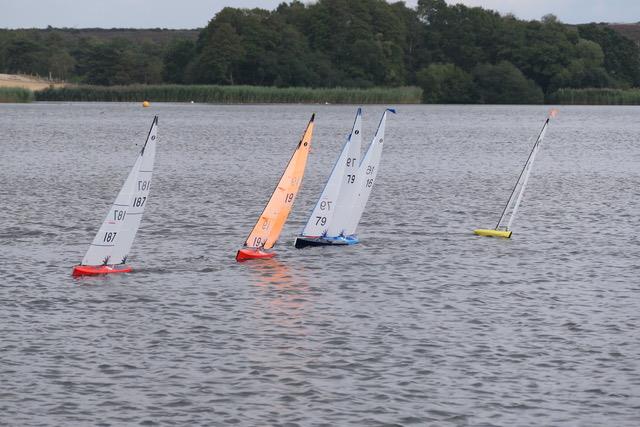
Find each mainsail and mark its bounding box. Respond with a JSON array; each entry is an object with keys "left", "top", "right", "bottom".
[
  {"left": 301, "top": 109, "right": 362, "bottom": 237},
  {"left": 335, "top": 108, "right": 395, "bottom": 237},
  {"left": 243, "top": 114, "right": 314, "bottom": 250},
  {"left": 80, "top": 116, "right": 158, "bottom": 266},
  {"left": 495, "top": 111, "right": 555, "bottom": 232}
]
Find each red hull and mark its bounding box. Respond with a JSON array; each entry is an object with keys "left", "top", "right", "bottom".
[
  {"left": 72, "top": 264, "right": 133, "bottom": 277},
  {"left": 236, "top": 248, "right": 276, "bottom": 262}
]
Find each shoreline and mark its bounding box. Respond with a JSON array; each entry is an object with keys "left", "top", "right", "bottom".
[{"left": 3, "top": 79, "right": 640, "bottom": 105}]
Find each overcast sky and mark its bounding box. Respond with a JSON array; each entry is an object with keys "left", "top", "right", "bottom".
[{"left": 0, "top": 0, "right": 638, "bottom": 29}]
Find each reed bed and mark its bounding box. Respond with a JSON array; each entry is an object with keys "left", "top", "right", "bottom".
[
  {"left": 0, "top": 87, "right": 34, "bottom": 103},
  {"left": 548, "top": 88, "right": 640, "bottom": 105},
  {"left": 35, "top": 84, "right": 422, "bottom": 104}
]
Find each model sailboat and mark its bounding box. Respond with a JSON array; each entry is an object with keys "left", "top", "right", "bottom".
[
  {"left": 72, "top": 116, "right": 158, "bottom": 276},
  {"left": 474, "top": 110, "right": 557, "bottom": 238},
  {"left": 236, "top": 114, "right": 315, "bottom": 262},
  {"left": 295, "top": 108, "right": 395, "bottom": 248}
]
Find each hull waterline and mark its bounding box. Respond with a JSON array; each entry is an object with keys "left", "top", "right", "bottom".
[
  {"left": 236, "top": 248, "right": 276, "bottom": 262},
  {"left": 72, "top": 264, "right": 133, "bottom": 277},
  {"left": 473, "top": 229, "right": 512, "bottom": 238},
  {"left": 294, "top": 235, "right": 359, "bottom": 249}
]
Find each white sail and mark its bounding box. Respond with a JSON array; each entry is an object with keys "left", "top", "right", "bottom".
[
  {"left": 496, "top": 115, "right": 552, "bottom": 231},
  {"left": 81, "top": 116, "right": 158, "bottom": 266},
  {"left": 337, "top": 109, "right": 394, "bottom": 236},
  {"left": 301, "top": 108, "right": 362, "bottom": 237}
]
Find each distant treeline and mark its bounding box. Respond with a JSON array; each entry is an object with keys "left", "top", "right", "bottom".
[{"left": 2, "top": 0, "right": 640, "bottom": 104}]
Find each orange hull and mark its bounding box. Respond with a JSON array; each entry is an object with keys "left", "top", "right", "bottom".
[
  {"left": 236, "top": 248, "right": 276, "bottom": 262},
  {"left": 72, "top": 264, "right": 132, "bottom": 277}
]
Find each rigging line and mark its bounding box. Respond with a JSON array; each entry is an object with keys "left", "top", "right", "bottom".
[{"left": 495, "top": 118, "right": 549, "bottom": 230}]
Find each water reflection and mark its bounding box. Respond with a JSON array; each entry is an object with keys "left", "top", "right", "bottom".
[{"left": 245, "top": 258, "right": 312, "bottom": 332}]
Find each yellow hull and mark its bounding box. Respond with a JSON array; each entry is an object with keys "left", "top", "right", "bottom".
[{"left": 473, "top": 229, "right": 512, "bottom": 238}]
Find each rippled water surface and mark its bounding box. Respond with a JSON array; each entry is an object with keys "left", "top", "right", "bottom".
[{"left": 1, "top": 103, "right": 639, "bottom": 426}]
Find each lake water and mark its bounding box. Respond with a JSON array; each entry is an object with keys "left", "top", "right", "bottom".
[{"left": 1, "top": 102, "right": 639, "bottom": 426}]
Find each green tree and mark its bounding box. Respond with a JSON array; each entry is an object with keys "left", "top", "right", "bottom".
[
  {"left": 416, "top": 63, "right": 475, "bottom": 103},
  {"left": 48, "top": 50, "right": 75, "bottom": 80},
  {"left": 578, "top": 24, "right": 640, "bottom": 86},
  {"left": 473, "top": 61, "right": 544, "bottom": 104},
  {"left": 197, "top": 23, "right": 244, "bottom": 84},
  {"left": 162, "top": 39, "right": 195, "bottom": 83},
  {"left": 4, "top": 36, "right": 47, "bottom": 75}
]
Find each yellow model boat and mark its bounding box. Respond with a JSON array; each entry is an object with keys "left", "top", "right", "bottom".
[{"left": 474, "top": 110, "right": 557, "bottom": 239}]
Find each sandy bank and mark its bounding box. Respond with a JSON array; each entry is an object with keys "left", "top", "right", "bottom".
[{"left": 0, "top": 74, "right": 67, "bottom": 91}]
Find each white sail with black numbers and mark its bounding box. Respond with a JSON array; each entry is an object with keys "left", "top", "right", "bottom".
[
  {"left": 81, "top": 116, "right": 158, "bottom": 266},
  {"left": 340, "top": 109, "right": 394, "bottom": 236},
  {"left": 301, "top": 108, "right": 362, "bottom": 237}
]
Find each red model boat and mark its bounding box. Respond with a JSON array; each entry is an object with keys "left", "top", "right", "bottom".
[
  {"left": 71, "top": 116, "right": 158, "bottom": 277},
  {"left": 236, "top": 114, "right": 315, "bottom": 262}
]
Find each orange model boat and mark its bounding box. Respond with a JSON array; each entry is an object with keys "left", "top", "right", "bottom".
[{"left": 236, "top": 114, "right": 315, "bottom": 262}]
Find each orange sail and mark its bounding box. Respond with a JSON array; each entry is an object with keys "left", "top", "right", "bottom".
[{"left": 237, "top": 114, "right": 314, "bottom": 261}]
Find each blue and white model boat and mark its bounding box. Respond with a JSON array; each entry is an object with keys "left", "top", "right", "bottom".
[{"left": 294, "top": 108, "right": 394, "bottom": 249}]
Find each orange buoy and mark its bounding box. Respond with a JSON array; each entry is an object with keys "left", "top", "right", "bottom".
[{"left": 142, "top": 100, "right": 150, "bottom": 107}]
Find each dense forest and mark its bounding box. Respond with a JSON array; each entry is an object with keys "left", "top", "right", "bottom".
[{"left": 2, "top": 0, "right": 640, "bottom": 103}]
